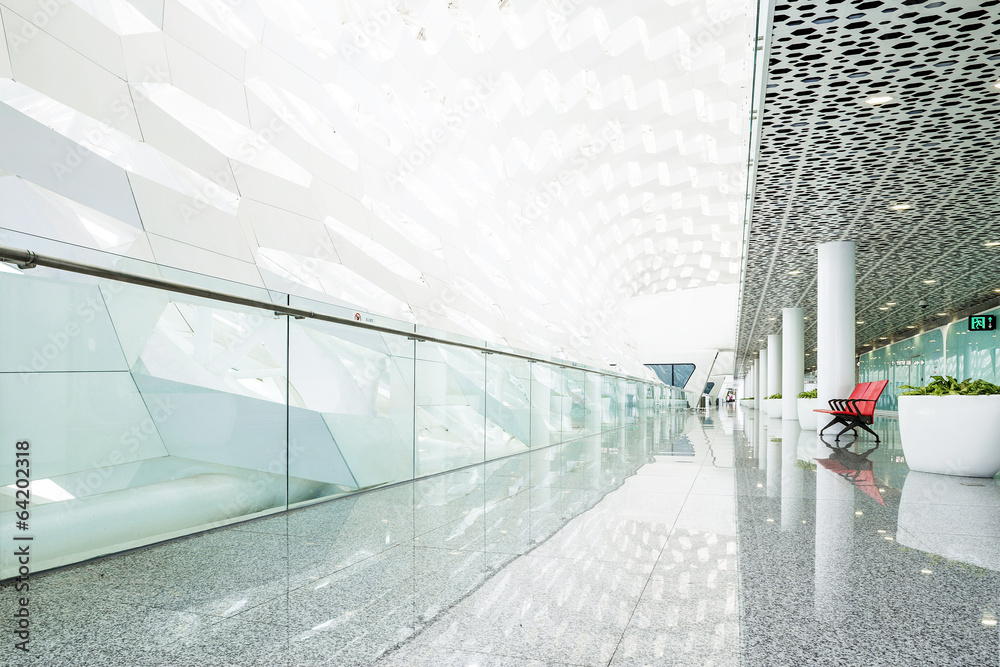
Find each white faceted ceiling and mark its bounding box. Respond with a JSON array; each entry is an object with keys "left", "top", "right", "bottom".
[{"left": 0, "top": 0, "right": 754, "bottom": 375}]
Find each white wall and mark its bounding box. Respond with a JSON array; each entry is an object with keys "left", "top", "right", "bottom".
[
  {"left": 624, "top": 284, "right": 739, "bottom": 355},
  {"left": 624, "top": 284, "right": 738, "bottom": 395}
]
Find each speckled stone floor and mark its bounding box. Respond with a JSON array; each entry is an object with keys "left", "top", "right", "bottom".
[{"left": 4, "top": 407, "right": 999, "bottom": 666}]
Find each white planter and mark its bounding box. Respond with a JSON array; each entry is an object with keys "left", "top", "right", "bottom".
[
  {"left": 763, "top": 399, "right": 782, "bottom": 419},
  {"left": 797, "top": 398, "right": 819, "bottom": 431},
  {"left": 898, "top": 395, "right": 1000, "bottom": 477}
]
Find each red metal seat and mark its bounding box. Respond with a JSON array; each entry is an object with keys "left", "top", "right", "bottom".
[{"left": 814, "top": 380, "right": 888, "bottom": 441}]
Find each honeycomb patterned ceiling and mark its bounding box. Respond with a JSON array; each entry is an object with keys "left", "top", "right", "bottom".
[
  {"left": 737, "top": 0, "right": 1000, "bottom": 377},
  {"left": 0, "top": 0, "right": 754, "bottom": 376}
]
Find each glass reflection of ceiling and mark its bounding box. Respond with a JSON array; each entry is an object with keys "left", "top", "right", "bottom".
[{"left": 0, "top": 0, "right": 754, "bottom": 373}]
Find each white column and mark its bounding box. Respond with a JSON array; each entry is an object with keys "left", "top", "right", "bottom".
[
  {"left": 753, "top": 358, "right": 761, "bottom": 412},
  {"left": 767, "top": 334, "right": 782, "bottom": 399},
  {"left": 817, "top": 241, "right": 856, "bottom": 420},
  {"left": 782, "top": 307, "right": 804, "bottom": 420},
  {"left": 759, "top": 348, "right": 768, "bottom": 401}
]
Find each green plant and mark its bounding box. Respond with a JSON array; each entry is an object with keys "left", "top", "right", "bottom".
[
  {"left": 765, "top": 393, "right": 782, "bottom": 400},
  {"left": 900, "top": 375, "right": 1000, "bottom": 396},
  {"left": 740, "top": 397, "right": 754, "bottom": 400},
  {"left": 798, "top": 389, "right": 818, "bottom": 399}
]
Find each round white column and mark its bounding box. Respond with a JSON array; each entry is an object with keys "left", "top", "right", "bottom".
[
  {"left": 767, "top": 334, "right": 782, "bottom": 399},
  {"left": 782, "top": 307, "right": 804, "bottom": 419},
  {"left": 759, "top": 348, "right": 768, "bottom": 400},
  {"left": 817, "top": 241, "right": 856, "bottom": 423}
]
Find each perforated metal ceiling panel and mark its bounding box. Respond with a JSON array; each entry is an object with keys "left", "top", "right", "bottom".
[{"left": 736, "top": 0, "right": 1000, "bottom": 376}]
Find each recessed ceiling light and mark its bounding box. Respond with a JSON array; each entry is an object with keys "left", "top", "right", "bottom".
[
  {"left": 986, "top": 241, "right": 1000, "bottom": 247},
  {"left": 768, "top": 317, "right": 776, "bottom": 320},
  {"left": 856, "top": 320, "right": 865, "bottom": 324},
  {"left": 936, "top": 312, "right": 947, "bottom": 316},
  {"left": 886, "top": 302, "right": 896, "bottom": 306},
  {"left": 994, "top": 289, "right": 1000, "bottom": 293},
  {"left": 878, "top": 307, "right": 889, "bottom": 310},
  {"left": 865, "top": 94, "right": 894, "bottom": 105},
  {"left": 923, "top": 279, "right": 937, "bottom": 284},
  {"left": 889, "top": 203, "right": 911, "bottom": 211},
  {"left": 906, "top": 325, "right": 917, "bottom": 329},
  {"left": 788, "top": 270, "right": 802, "bottom": 275},
  {"left": 879, "top": 337, "right": 888, "bottom": 340},
  {"left": 993, "top": 81, "right": 1000, "bottom": 90}
]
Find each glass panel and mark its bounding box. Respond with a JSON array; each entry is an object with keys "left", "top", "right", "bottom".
[
  {"left": 485, "top": 354, "right": 531, "bottom": 460},
  {"left": 287, "top": 307, "right": 416, "bottom": 503},
  {"left": 0, "top": 270, "right": 289, "bottom": 580},
  {"left": 601, "top": 375, "right": 617, "bottom": 429},
  {"left": 530, "top": 363, "right": 561, "bottom": 448},
  {"left": 563, "top": 368, "right": 587, "bottom": 442},
  {"left": 414, "top": 341, "right": 486, "bottom": 476},
  {"left": 859, "top": 329, "right": 945, "bottom": 410},
  {"left": 582, "top": 371, "right": 603, "bottom": 436},
  {"left": 947, "top": 307, "right": 1000, "bottom": 386}
]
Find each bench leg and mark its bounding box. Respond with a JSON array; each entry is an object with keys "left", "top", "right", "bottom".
[
  {"left": 820, "top": 415, "right": 845, "bottom": 436},
  {"left": 834, "top": 421, "right": 858, "bottom": 440},
  {"left": 856, "top": 420, "right": 880, "bottom": 443}
]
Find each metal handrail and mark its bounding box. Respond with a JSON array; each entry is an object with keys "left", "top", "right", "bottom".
[{"left": 0, "top": 243, "right": 658, "bottom": 383}]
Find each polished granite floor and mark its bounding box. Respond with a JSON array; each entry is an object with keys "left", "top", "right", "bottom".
[{"left": 3, "top": 407, "right": 999, "bottom": 666}]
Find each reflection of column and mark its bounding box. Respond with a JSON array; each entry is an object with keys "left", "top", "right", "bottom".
[
  {"left": 781, "top": 419, "right": 803, "bottom": 530},
  {"left": 768, "top": 334, "right": 782, "bottom": 398},
  {"left": 815, "top": 457, "right": 855, "bottom": 621},
  {"left": 782, "top": 308, "right": 804, "bottom": 420},
  {"left": 766, "top": 430, "right": 781, "bottom": 498},
  {"left": 817, "top": 242, "right": 856, "bottom": 422},
  {"left": 757, "top": 408, "right": 768, "bottom": 471}
]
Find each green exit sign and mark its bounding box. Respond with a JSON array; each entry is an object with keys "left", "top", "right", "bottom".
[{"left": 969, "top": 315, "right": 997, "bottom": 331}]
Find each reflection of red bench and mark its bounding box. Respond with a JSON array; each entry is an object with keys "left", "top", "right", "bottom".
[{"left": 815, "top": 380, "right": 888, "bottom": 441}]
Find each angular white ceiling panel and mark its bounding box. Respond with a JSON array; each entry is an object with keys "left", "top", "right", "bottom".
[
  {"left": 125, "top": 0, "right": 164, "bottom": 30},
  {"left": 0, "top": 103, "right": 143, "bottom": 228},
  {"left": 146, "top": 232, "right": 264, "bottom": 287},
  {"left": 128, "top": 173, "right": 252, "bottom": 261},
  {"left": 2, "top": 0, "right": 129, "bottom": 76},
  {"left": 161, "top": 34, "right": 249, "bottom": 126},
  {"left": 0, "top": 0, "right": 754, "bottom": 375},
  {"left": 162, "top": 0, "right": 247, "bottom": 78},
  {"left": 1, "top": 8, "right": 140, "bottom": 137}
]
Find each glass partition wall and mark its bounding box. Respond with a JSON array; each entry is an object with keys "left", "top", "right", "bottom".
[{"left": 0, "top": 256, "right": 675, "bottom": 579}]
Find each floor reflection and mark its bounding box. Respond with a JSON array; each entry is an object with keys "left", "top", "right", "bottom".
[{"left": 737, "top": 408, "right": 1000, "bottom": 665}]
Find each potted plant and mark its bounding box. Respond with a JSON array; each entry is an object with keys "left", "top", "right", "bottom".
[
  {"left": 763, "top": 392, "right": 782, "bottom": 419},
  {"left": 898, "top": 376, "right": 1000, "bottom": 477},
  {"left": 797, "top": 389, "right": 819, "bottom": 431}
]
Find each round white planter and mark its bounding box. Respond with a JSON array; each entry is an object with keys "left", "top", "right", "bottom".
[
  {"left": 797, "top": 398, "right": 819, "bottom": 431},
  {"left": 898, "top": 395, "right": 1000, "bottom": 477},
  {"left": 764, "top": 398, "right": 782, "bottom": 419}
]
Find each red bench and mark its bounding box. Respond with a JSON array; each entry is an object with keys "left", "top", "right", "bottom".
[{"left": 814, "top": 380, "right": 888, "bottom": 442}]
